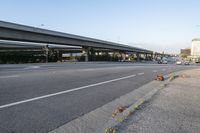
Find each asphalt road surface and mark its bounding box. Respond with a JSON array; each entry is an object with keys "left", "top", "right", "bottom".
[{"left": 0, "top": 62, "right": 197, "bottom": 133}]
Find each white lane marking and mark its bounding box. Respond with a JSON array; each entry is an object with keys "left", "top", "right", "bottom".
[
  {"left": 137, "top": 72, "right": 144, "bottom": 75},
  {"left": 153, "top": 70, "right": 157, "bottom": 72},
  {"left": 24, "top": 66, "right": 40, "bottom": 69},
  {"left": 80, "top": 68, "right": 96, "bottom": 71},
  {"left": 0, "top": 75, "right": 19, "bottom": 79},
  {"left": 0, "top": 74, "right": 136, "bottom": 109}
]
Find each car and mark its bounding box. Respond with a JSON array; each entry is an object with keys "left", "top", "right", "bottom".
[
  {"left": 157, "top": 60, "right": 162, "bottom": 64},
  {"left": 176, "top": 61, "right": 182, "bottom": 65},
  {"left": 162, "top": 60, "right": 168, "bottom": 64},
  {"left": 184, "top": 61, "right": 190, "bottom": 65}
]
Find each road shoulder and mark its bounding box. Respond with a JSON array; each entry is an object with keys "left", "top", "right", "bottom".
[{"left": 118, "top": 68, "right": 200, "bottom": 133}]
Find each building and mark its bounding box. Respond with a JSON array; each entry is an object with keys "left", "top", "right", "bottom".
[
  {"left": 180, "top": 48, "right": 191, "bottom": 58},
  {"left": 187, "top": 38, "right": 200, "bottom": 63},
  {"left": 191, "top": 38, "right": 200, "bottom": 56}
]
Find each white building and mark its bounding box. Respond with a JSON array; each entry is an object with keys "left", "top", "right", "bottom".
[
  {"left": 191, "top": 38, "right": 200, "bottom": 56},
  {"left": 188, "top": 38, "right": 200, "bottom": 63}
]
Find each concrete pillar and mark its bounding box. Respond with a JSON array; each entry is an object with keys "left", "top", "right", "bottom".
[
  {"left": 59, "top": 51, "right": 63, "bottom": 62},
  {"left": 155, "top": 54, "right": 158, "bottom": 60},
  {"left": 90, "top": 48, "right": 95, "bottom": 61},
  {"left": 44, "top": 45, "right": 49, "bottom": 63},
  {"left": 152, "top": 53, "right": 155, "bottom": 60},
  {"left": 144, "top": 53, "right": 148, "bottom": 60},
  {"left": 55, "top": 50, "right": 62, "bottom": 62},
  {"left": 84, "top": 49, "right": 89, "bottom": 62},
  {"left": 136, "top": 53, "right": 140, "bottom": 61},
  {"left": 119, "top": 52, "right": 126, "bottom": 61},
  {"left": 111, "top": 52, "right": 116, "bottom": 61},
  {"left": 109, "top": 52, "right": 113, "bottom": 61},
  {"left": 145, "top": 54, "right": 151, "bottom": 61},
  {"left": 82, "top": 47, "right": 91, "bottom": 62},
  {"left": 150, "top": 54, "right": 153, "bottom": 60}
]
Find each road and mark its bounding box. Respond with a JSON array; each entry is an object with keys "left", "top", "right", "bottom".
[{"left": 0, "top": 62, "right": 197, "bottom": 133}]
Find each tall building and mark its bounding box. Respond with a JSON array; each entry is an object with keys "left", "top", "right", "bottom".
[
  {"left": 191, "top": 38, "right": 200, "bottom": 56},
  {"left": 187, "top": 38, "right": 200, "bottom": 63}
]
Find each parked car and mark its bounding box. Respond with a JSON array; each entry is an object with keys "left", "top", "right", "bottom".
[
  {"left": 184, "top": 61, "right": 190, "bottom": 65},
  {"left": 157, "top": 60, "right": 162, "bottom": 64},
  {"left": 176, "top": 61, "right": 182, "bottom": 65},
  {"left": 162, "top": 60, "right": 168, "bottom": 64},
  {"left": 157, "top": 60, "right": 167, "bottom": 64}
]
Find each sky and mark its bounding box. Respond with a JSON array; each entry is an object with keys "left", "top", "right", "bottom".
[{"left": 0, "top": 0, "right": 200, "bottom": 54}]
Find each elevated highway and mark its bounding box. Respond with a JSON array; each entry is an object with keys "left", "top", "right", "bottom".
[{"left": 0, "top": 21, "right": 153, "bottom": 61}]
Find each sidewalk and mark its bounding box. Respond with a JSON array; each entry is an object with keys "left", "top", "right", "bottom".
[{"left": 118, "top": 68, "right": 200, "bottom": 133}]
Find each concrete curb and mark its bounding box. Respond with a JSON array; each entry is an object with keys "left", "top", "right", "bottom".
[
  {"left": 50, "top": 72, "right": 181, "bottom": 133},
  {"left": 102, "top": 81, "right": 168, "bottom": 133},
  {"left": 102, "top": 72, "right": 182, "bottom": 133}
]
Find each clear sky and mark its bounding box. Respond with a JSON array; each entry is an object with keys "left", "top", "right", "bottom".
[{"left": 0, "top": 0, "right": 200, "bottom": 53}]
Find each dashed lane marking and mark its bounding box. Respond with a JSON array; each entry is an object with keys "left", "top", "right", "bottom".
[
  {"left": 0, "top": 75, "right": 19, "bottom": 79},
  {"left": 0, "top": 74, "right": 136, "bottom": 109},
  {"left": 153, "top": 70, "right": 157, "bottom": 72},
  {"left": 137, "top": 72, "right": 144, "bottom": 75},
  {"left": 24, "top": 66, "right": 40, "bottom": 69}
]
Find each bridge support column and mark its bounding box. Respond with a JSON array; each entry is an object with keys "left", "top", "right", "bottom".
[
  {"left": 150, "top": 54, "right": 153, "bottom": 60},
  {"left": 82, "top": 47, "right": 89, "bottom": 62},
  {"left": 56, "top": 50, "right": 63, "bottom": 62},
  {"left": 144, "top": 53, "right": 148, "bottom": 61},
  {"left": 90, "top": 48, "right": 95, "bottom": 61},
  {"left": 119, "top": 52, "right": 126, "bottom": 61},
  {"left": 154, "top": 54, "right": 158, "bottom": 60},
  {"left": 82, "top": 47, "right": 95, "bottom": 61},
  {"left": 152, "top": 53, "right": 155, "bottom": 60},
  {"left": 43, "top": 45, "right": 49, "bottom": 63},
  {"left": 145, "top": 54, "right": 152, "bottom": 61},
  {"left": 136, "top": 53, "right": 140, "bottom": 61}
]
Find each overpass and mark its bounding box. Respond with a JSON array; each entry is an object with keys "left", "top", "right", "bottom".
[{"left": 0, "top": 21, "right": 153, "bottom": 61}]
